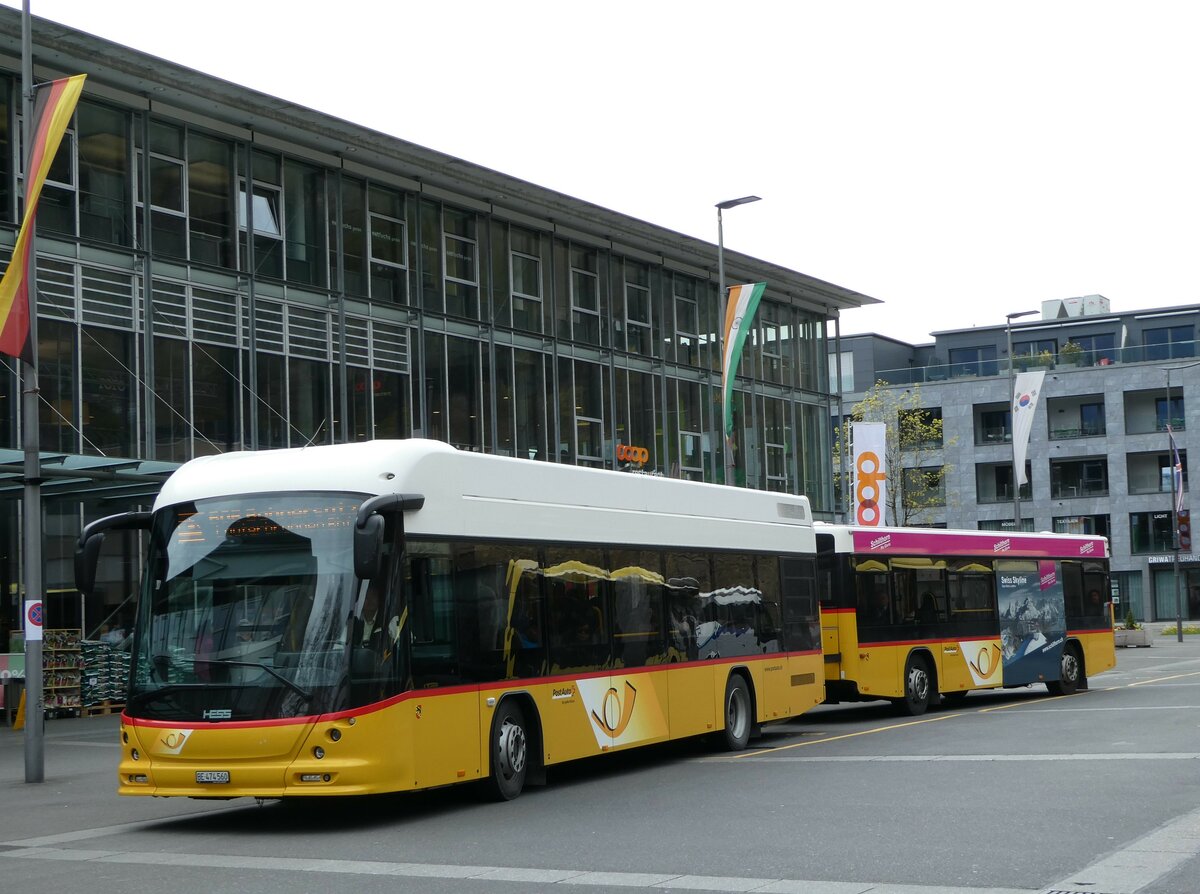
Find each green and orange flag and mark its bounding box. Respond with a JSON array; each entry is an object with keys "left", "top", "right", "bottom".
[
  {"left": 720, "top": 281, "right": 766, "bottom": 438},
  {"left": 0, "top": 74, "right": 86, "bottom": 364}
]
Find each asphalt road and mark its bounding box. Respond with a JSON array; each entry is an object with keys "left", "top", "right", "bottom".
[{"left": 3, "top": 636, "right": 1200, "bottom": 894}]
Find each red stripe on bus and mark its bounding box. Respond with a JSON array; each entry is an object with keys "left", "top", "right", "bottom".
[{"left": 122, "top": 650, "right": 823, "bottom": 731}]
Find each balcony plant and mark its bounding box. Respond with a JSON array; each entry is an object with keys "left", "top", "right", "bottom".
[{"left": 1059, "top": 341, "right": 1084, "bottom": 365}]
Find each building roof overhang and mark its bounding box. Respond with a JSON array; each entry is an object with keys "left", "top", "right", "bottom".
[
  {"left": 0, "top": 8, "right": 879, "bottom": 320},
  {"left": 0, "top": 450, "right": 178, "bottom": 503}
]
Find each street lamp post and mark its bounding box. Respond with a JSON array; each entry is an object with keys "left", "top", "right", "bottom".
[
  {"left": 1006, "top": 310, "right": 1037, "bottom": 529},
  {"left": 715, "top": 195, "right": 761, "bottom": 486},
  {"left": 1160, "top": 360, "right": 1200, "bottom": 642}
]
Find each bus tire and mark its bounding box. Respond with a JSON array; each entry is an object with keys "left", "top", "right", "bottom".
[
  {"left": 897, "top": 654, "right": 933, "bottom": 716},
  {"left": 721, "top": 674, "right": 752, "bottom": 751},
  {"left": 484, "top": 700, "right": 528, "bottom": 801},
  {"left": 1047, "top": 644, "right": 1082, "bottom": 696}
]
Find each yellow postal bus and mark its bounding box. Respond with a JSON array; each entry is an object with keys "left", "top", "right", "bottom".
[
  {"left": 816, "top": 524, "right": 1115, "bottom": 715},
  {"left": 76, "top": 439, "right": 824, "bottom": 800}
]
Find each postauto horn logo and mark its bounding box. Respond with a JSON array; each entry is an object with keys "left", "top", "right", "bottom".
[{"left": 575, "top": 677, "right": 665, "bottom": 748}]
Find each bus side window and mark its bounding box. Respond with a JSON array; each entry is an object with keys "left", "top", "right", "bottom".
[
  {"left": 755, "top": 555, "right": 784, "bottom": 653},
  {"left": 857, "top": 571, "right": 891, "bottom": 628},
  {"left": 1081, "top": 562, "right": 1109, "bottom": 623},
  {"left": 409, "top": 556, "right": 433, "bottom": 644},
  {"left": 779, "top": 556, "right": 818, "bottom": 652}
]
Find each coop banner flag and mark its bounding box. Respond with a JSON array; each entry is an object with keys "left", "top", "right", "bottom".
[
  {"left": 0, "top": 74, "right": 86, "bottom": 364},
  {"left": 852, "top": 422, "right": 887, "bottom": 526},
  {"left": 1012, "top": 369, "right": 1045, "bottom": 487},
  {"left": 721, "top": 282, "right": 766, "bottom": 437}
]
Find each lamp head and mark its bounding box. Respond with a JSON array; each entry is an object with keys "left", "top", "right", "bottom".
[{"left": 716, "top": 195, "right": 762, "bottom": 210}]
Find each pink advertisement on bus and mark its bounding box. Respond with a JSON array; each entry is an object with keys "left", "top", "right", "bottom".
[{"left": 851, "top": 529, "right": 1105, "bottom": 559}]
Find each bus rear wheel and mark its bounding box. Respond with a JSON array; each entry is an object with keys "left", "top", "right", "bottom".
[
  {"left": 721, "top": 675, "right": 752, "bottom": 751},
  {"left": 1047, "top": 645, "right": 1082, "bottom": 696},
  {"left": 485, "top": 701, "right": 528, "bottom": 801},
  {"left": 897, "top": 655, "right": 933, "bottom": 716}
]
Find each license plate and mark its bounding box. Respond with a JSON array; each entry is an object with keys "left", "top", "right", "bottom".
[{"left": 195, "top": 770, "right": 230, "bottom": 784}]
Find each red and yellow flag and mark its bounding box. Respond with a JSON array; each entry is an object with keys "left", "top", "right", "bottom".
[{"left": 0, "top": 74, "right": 86, "bottom": 364}]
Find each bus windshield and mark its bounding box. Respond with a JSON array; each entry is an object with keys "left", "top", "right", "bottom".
[{"left": 127, "top": 492, "right": 397, "bottom": 722}]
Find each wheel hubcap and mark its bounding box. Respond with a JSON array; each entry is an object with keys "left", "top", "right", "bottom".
[
  {"left": 727, "top": 690, "right": 747, "bottom": 739},
  {"left": 1062, "top": 653, "right": 1079, "bottom": 683},
  {"left": 909, "top": 666, "right": 929, "bottom": 703},
  {"left": 496, "top": 719, "right": 526, "bottom": 779}
]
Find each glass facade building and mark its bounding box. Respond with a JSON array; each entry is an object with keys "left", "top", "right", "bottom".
[{"left": 0, "top": 11, "right": 875, "bottom": 642}]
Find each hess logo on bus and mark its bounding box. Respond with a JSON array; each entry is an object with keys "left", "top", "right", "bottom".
[
  {"left": 616, "top": 444, "right": 649, "bottom": 466},
  {"left": 855, "top": 451, "right": 886, "bottom": 526}
]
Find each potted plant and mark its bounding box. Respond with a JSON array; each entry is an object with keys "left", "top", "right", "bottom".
[
  {"left": 1059, "top": 341, "right": 1084, "bottom": 366},
  {"left": 1115, "top": 608, "right": 1151, "bottom": 647},
  {"left": 1037, "top": 349, "right": 1054, "bottom": 368}
]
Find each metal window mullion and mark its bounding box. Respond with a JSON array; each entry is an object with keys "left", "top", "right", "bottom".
[{"left": 138, "top": 107, "right": 156, "bottom": 459}]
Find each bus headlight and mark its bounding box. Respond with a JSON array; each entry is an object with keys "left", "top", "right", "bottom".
[{"left": 313, "top": 746, "right": 325, "bottom": 759}]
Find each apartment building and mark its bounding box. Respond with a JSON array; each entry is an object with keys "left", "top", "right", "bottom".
[{"left": 831, "top": 296, "right": 1198, "bottom": 621}]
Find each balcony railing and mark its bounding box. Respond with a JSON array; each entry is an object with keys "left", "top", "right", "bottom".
[
  {"left": 1050, "top": 482, "right": 1109, "bottom": 499},
  {"left": 864, "top": 338, "right": 1200, "bottom": 390},
  {"left": 1049, "top": 424, "right": 1106, "bottom": 440},
  {"left": 976, "top": 427, "right": 1010, "bottom": 445}
]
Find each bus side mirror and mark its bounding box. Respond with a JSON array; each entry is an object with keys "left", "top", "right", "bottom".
[
  {"left": 74, "top": 511, "right": 152, "bottom": 598},
  {"left": 354, "top": 514, "right": 385, "bottom": 580},
  {"left": 75, "top": 532, "right": 106, "bottom": 598}
]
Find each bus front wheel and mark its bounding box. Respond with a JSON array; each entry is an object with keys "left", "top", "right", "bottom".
[
  {"left": 897, "top": 655, "right": 933, "bottom": 716},
  {"left": 721, "top": 674, "right": 752, "bottom": 751},
  {"left": 485, "top": 701, "right": 528, "bottom": 801}
]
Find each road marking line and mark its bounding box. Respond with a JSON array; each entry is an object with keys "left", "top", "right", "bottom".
[
  {"left": 2, "top": 807, "right": 243, "bottom": 848},
  {"left": 0, "top": 845, "right": 1038, "bottom": 893},
  {"left": 733, "top": 713, "right": 961, "bottom": 757},
  {"left": 1128, "top": 670, "right": 1200, "bottom": 687}
]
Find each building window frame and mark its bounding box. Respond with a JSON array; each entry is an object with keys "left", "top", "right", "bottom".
[{"left": 569, "top": 246, "right": 600, "bottom": 344}]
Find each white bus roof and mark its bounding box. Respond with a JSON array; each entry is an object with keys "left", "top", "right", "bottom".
[
  {"left": 156, "top": 440, "right": 815, "bottom": 552},
  {"left": 814, "top": 522, "right": 1110, "bottom": 560}
]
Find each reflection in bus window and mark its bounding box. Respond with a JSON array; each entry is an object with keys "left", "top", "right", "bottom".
[
  {"left": 665, "top": 551, "right": 708, "bottom": 661},
  {"left": 505, "top": 558, "right": 545, "bottom": 679},
  {"left": 545, "top": 548, "right": 608, "bottom": 673},
  {"left": 702, "top": 553, "right": 781, "bottom": 658},
  {"left": 609, "top": 549, "right": 665, "bottom": 668}
]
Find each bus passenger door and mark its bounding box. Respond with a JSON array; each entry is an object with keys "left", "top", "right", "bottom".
[{"left": 406, "top": 547, "right": 483, "bottom": 788}]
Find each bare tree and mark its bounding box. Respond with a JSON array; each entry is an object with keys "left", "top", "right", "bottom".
[{"left": 834, "top": 381, "right": 956, "bottom": 526}]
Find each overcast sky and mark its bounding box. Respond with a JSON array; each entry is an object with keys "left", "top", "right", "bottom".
[{"left": 6, "top": 1, "right": 1198, "bottom": 343}]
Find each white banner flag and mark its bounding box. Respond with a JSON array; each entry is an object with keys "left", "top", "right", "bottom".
[
  {"left": 1012, "top": 370, "right": 1045, "bottom": 487},
  {"left": 852, "top": 422, "right": 887, "bottom": 526}
]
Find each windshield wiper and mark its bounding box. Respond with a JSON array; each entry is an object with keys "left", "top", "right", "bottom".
[{"left": 189, "top": 657, "right": 313, "bottom": 702}]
